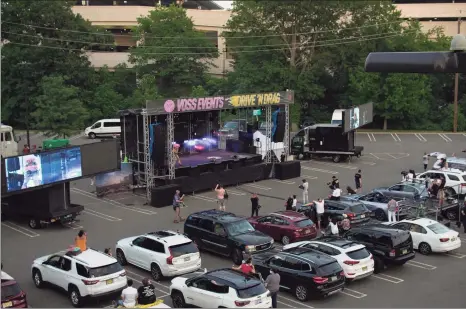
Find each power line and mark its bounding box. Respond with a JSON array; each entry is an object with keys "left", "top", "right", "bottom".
[
  {"left": 3, "top": 32, "right": 416, "bottom": 56},
  {"left": 1, "top": 19, "right": 408, "bottom": 40},
  {"left": 1, "top": 29, "right": 418, "bottom": 50}
]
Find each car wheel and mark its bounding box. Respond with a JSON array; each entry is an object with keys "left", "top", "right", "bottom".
[
  {"left": 295, "top": 285, "right": 309, "bottom": 301},
  {"left": 171, "top": 291, "right": 186, "bottom": 308},
  {"left": 88, "top": 132, "right": 96, "bottom": 139},
  {"left": 116, "top": 249, "right": 127, "bottom": 265},
  {"left": 445, "top": 209, "right": 458, "bottom": 221},
  {"left": 445, "top": 188, "right": 456, "bottom": 198},
  {"left": 332, "top": 155, "right": 341, "bottom": 163},
  {"left": 373, "top": 256, "right": 384, "bottom": 274},
  {"left": 151, "top": 263, "right": 162, "bottom": 281},
  {"left": 231, "top": 248, "right": 243, "bottom": 265},
  {"left": 28, "top": 218, "right": 41, "bottom": 229},
  {"left": 418, "top": 242, "right": 432, "bottom": 255},
  {"left": 32, "top": 269, "right": 44, "bottom": 288},
  {"left": 281, "top": 235, "right": 291, "bottom": 245},
  {"left": 375, "top": 209, "right": 386, "bottom": 221},
  {"left": 69, "top": 286, "right": 82, "bottom": 308}
]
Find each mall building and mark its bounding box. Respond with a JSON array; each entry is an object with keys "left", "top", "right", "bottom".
[{"left": 72, "top": 0, "right": 466, "bottom": 75}]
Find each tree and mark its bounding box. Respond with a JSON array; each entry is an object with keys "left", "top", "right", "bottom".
[
  {"left": 129, "top": 5, "right": 219, "bottom": 98},
  {"left": 32, "top": 76, "right": 89, "bottom": 138},
  {"left": 126, "top": 74, "right": 161, "bottom": 108}
]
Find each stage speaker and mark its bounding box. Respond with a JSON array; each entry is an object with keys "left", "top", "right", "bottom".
[
  {"left": 244, "top": 157, "right": 256, "bottom": 166},
  {"left": 229, "top": 160, "right": 243, "bottom": 170},
  {"left": 212, "top": 162, "right": 227, "bottom": 173},
  {"left": 273, "top": 112, "right": 286, "bottom": 143},
  {"left": 151, "top": 184, "right": 181, "bottom": 208},
  {"left": 226, "top": 139, "right": 245, "bottom": 153},
  {"left": 175, "top": 166, "right": 191, "bottom": 177},
  {"left": 152, "top": 124, "right": 166, "bottom": 167},
  {"left": 275, "top": 161, "right": 301, "bottom": 180},
  {"left": 189, "top": 166, "right": 202, "bottom": 177},
  {"left": 198, "top": 163, "right": 213, "bottom": 174},
  {"left": 247, "top": 146, "right": 257, "bottom": 154},
  {"left": 239, "top": 131, "right": 253, "bottom": 147},
  {"left": 251, "top": 154, "right": 262, "bottom": 164}
]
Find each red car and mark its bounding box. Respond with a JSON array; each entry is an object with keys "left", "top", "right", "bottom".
[
  {"left": 248, "top": 211, "right": 317, "bottom": 245},
  {"left": 1, "top": 271, "right": 28, "bottom": 308}
]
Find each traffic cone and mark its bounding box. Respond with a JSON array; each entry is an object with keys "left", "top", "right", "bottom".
[{"left": 124, "top": 156, "right": 128, "bottom": 163}]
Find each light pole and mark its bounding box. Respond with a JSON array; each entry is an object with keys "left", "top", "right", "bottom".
[{"left": 453, "top": 11, "right": 462, "bottom": 133}]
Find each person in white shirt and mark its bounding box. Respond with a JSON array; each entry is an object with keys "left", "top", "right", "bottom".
[
  {"left": 327, "top": 217, "right": 339, "bottom": 236},
  {"left": 330, "top": 188, "right": 341, "bottom": 201},
  {"left": 120, "top": 279, "right": 138, "bottom": 307},
  {"left": 291, "top": 195, "right": 297, "bottom": 210},
  {"left": 314, "top": 198, "right": 325, "bottom": 229},
  {"left": 407, "top": 170, "right": 414, "bottom": 182},
  {"left": 301, "top": 179, "right": 309, "bottom": 204}
]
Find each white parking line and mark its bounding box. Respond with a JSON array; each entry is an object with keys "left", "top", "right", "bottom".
[
  {"left": 243, "top": 183, "right": 272, "bottom": 190},
  {"left": 361, "top": 161, "right": 376, "bottom": 166},
  {"left": 302, "top": 174, "right": 319, "bottom": 179},
  {"left": 414, "top": 133, "right": 427, "bottom": 142},
  {"left": 386, "top": 153, "right": 397, "bottom": 159},
  {"left": 71, "top": 188, "right": 158, "bottom": 215},
  {"left": 2, "top": 222, "right": 40, "bottom": 237},
  {"left": 370, "top": 133, "right": 376, "bottom": 142},
  {"left": 277, "top": 301, "right": 293, "bottom": 307},
  {"left": 369, "top": 153, "right": 381, "bottom": 160},
  {"left": 390, "top": 133, "right": 401, "bottom": 142},
  {"left": 225, "top": 189, "right": 247, "bottom": 195},
  {"left": 192, "top": 195, "right": 216, "bottom": 202},
  {"left": 445, "top": 252, "right": 466, "bottom": 259},
  {"left": 125, "top": 269, "right": 170, "bottom": 289},
  {"left": 372, "top": 273, "right": 404, "bottom": 284},
  {"left": 63, "top": 222, "right": 83, "bottom": 230},
  {"left": 394, "top": 133, "right": 401, "bottom": 141},
  {"left": 272, "top": 179, "right": 296, "bottom": 185},
  {"left": 278, "top": 295, "right": 313, "bottom": 308},
  {"left": 340, "top": 288, "right": 367, "bottom": 299},
  {"left": 406, "top": 260, "right": 436, "bottom": 270},
  {"left": 438, "top": 133, "right": 452, "bottom": 142},
  {"left": 310, "top": 161, "right": 357, "bottom": 170},
  {"left": 367, "top": 133, "right": 376, "bottom": 142},
  {"left": 83, "top": 209, "right": 122, "bottom": 221},
  {"left": 302, "top": 166, "right": 338, "bottom": 174}
]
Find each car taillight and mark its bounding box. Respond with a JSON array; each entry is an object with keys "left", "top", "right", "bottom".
[
  {"left": 440, "top": 238, "right": 450, "bottom": 242},
  {"left": 235, "top": 300, "right": 251, "bottom": 307},
  {"left": 120, "top": 271, "right": 126, "bottom": 277},
  {"left": 82, "top": 279, "right": 99, "bottom": 285},
  {"left": 347, "top": 213, "right": 355, "bottom": 218},
  {"left": 343, "top": 260, "right": 360, "bottom": 265},
  {"left": 166, "top": 248, "right": 174, "bottom": 264},
  {"left": 461, "top": 183, "right": 466, "bottom": 187},
  {"left": 389, "top": 249, "right": 396, "bottom": 257},
  {"left": 340, "top": 271, "right": 345, "bottom": 276},
  {"left": 313, "top": 276, "right": 328, "bottom": 284}
]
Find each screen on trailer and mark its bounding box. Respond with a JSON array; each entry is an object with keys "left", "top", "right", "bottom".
[
  {"left": 343, "top": 102, "right": 373, "bottom": 132},
  {"left": 4, "top": 147, "right": 82, "bottom": 192}
]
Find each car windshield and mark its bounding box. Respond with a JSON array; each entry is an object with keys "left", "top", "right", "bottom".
[
  {"left": 427, "top": 223, "right": 450, "bottom": 234},
  {"left": 318, "top": 262, "right": 341, "bottom": 276},
  {"left": 236, "top": 284, "right": 267, "bottom": 299},
  {"left": 295, "top": 219, "right": 314, "bottom": 228},
  {"left": 346, "top": 248, "right": 371, "bottom": 260},
  {"left": 1, "top": 282, "right": 22, "bottom": 301},
  {"left": 223, "top": 122, "right": 238, "bottom": 129},
  {"left": 88, "top": 262, "right": 123, "bottom": 278},
  {"left": 349, "top": 204, "right": 367, "bottom": 213},
  {"left": 226, "top": 220, "right": 255, "bottom": 236},
  {"left": 169, "top": 242, "right": 198, "bottom": 257}
]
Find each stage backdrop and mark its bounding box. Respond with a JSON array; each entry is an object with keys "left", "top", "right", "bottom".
[
  {"left": 95, "top": 162, "right": 133, "bottom": 197},
  {"left": 146, "top": 91, "right": 295, "bottom": 115}
]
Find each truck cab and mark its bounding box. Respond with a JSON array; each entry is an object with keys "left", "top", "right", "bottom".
[
  {"left": 0, "top": 125, "right": 19, "bottom": 158},
  {"left": 331, "top": 109, "right": 345, "bottom": 125}
]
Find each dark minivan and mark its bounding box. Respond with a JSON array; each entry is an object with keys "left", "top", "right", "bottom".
[
  {"left": 343, "top": 224, "right": 415, "bottom": 273},
  {"left": 184, "top": 209, "right": 275, "bottom": 264}
]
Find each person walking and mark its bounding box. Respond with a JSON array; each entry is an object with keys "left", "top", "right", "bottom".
[
  {"left": 423, "top": 152, "right": 429, "bottom": 171},
  {"left": 75, "top": 230, "right": 87, "bottom": 251},
  {"left": 292, "top": 195, "right": 298, "bottom": 210},
  {"left": 251, "top": 193, "right": 260, "bottom": 217},
  {"left": 300, "top": 179, "right": 309, "bottom": 204},
  {"left": 314, "top": 198, "right": 325, "bottom": 230},
  {"left": 285, "top": 195, "right": 293, "bottom": 211},
  {"left": 461, "top": 202, "right": 466, "bottom": 233},
  {"left": 387, "top": 198, "right": 398, "bottom": 223},
  {"left": 173, "top": 190, "right": 184, "bottom": 223},
  {"left": 265, "top": 269, "right": 280, "bottom": 308},
  {"left": 215, "top": 184, "right": 226, "bottom": 211},
  {"left": 354, "top": 169, "right": 362, "bottom": 192}
]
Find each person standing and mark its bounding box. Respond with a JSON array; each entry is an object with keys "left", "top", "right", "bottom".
[
  {"left": 22, "top": 145, "right": 30, "bottom": 155},
  {"left": 285, "top": 195, "right": 293, "bottom": 211},
  {"left": 438, "top": 175, "right": 446, "bottom": 209},
  {"left": 329, "top": 176, "right": 339, "bottom": 190},
  {"left": 354, "top": 170, "right": 362, "bottom": 192},
  {"left": 330, "top": 187, "right": 341, "bottom": 201},
  {"left": 461, "top": 202, "right": 466, "bottom": 233},
  {"left": 250, "top": 193, "right": 260, "bottom": 217},
  {"left": 265, "top": 269, "right": 280, "bottom": 308},
  {"left": 387, "top": 198, "right": 398, "bottom": 223},
  {"left": 75, "top": 230, "right": 87, "bottom": 251},
  {"left": 292, "top": 195, "right": 298, "bottom": 210},
  {"left": 215, "top": 184, "right": 226, "bottom": 211},
  {"left": 137, "top": 278, "right": 157, "bottom": 305},
  {"left": 173, "top": 190, "right": 184, "bottom": 223},
  {"left": 119, "top": 279, "right": 138, "bottom": 307},
  {"left": 423, "top": 152, "right": 429, "bottom": 171},
  {"left": 314, "top": 198, "right": 325, "bottom": 229},
  {"left": 300, "top": 179, "right": 309, "bottom": 204}
]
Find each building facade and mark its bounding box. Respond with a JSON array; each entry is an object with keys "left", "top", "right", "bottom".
[{"left": 73, "top": 1, "right": 466, "bottom": 75}]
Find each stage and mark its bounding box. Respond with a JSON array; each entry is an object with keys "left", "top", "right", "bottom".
[{"left": 177, "top": 150, "right": 256, "bottom": 168}]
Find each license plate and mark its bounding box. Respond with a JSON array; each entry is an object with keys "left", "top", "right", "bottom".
[
  {"left": 305, "top": 230, "right": 310, "bottom": 234},
  {"left": 361, "top": 214, "right": 365, "bottom": 218},
  {"left": 331, "top": 276, "right": 337, "bottom": 281},
  {"left": 362, "top": 266, "right": 368, "bottom": 271},
  {"left": 402, "top": 249, "right": 407, "bottom": 255},
  {"left": 184, "top": 257, "right": 190, "bottom": 262},
  {"left": 3, "top": 301, "right": 12, "bottom": 308},
  {"left": 106, "top": 279, "right": 113, "bottom": 285},
  {"left": 254, "top": 299, "right": 262, "bottom": 305}
]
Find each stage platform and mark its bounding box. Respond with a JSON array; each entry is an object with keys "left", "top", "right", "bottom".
[{"left": 177, "top": 150, "right": 255, "bottom": 168}]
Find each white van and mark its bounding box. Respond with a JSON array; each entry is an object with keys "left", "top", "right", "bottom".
[
  {"left": 1, "top": 124, "right": 19, "bottom": 157},
  {"left": 331, "top": 109, "right": 345, "bottom": 125},
  {"left": 84, "top": 119, "right": 121, "bottom": 139}
]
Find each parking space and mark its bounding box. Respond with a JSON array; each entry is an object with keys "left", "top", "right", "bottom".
[{"left": 3, "top": 134, "right": 466, "bottom": 308}]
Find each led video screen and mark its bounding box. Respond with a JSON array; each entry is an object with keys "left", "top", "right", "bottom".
[
  {"left": 4, "top": 147, "right": 82, "bottom": 193},
  {"left": 343, "top": 102, "right": 374, "bottom": 133}
]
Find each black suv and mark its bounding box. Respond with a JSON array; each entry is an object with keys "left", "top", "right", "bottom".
[
  {"left": 184, "top": 210, "right": 274, "bottom": 264},
  {"left": 343, "top": 224, "right": 415, "bottom": 273},
  {"left": 253, "top": 247, "right": 345, "bottom": 301}
]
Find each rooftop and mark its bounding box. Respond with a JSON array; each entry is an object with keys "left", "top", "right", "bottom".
[
  {"left": 207, "top": 269, "right": 261, "bottom": 289},
  {"left": 272, "top": 211, "right": 307, "bottom": 221},
  {"left": 146, "top": 230, "right": 192, "bottom": 245},
  {"left": 64, "top": 248, "right": 116, "bottom": 267},
  {"left": 283, "top": 247, "right": 336, "bottom": 265}
]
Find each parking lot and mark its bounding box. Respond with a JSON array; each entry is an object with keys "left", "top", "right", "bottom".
[{"left": 3, "top": 132, "right": 466, "bottom": 308}]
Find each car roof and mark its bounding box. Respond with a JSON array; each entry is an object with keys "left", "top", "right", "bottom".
[
  {"left": 206, "top": 269, "right": 261, "bottom": 289},
  {"left": 62, "top": 248, "right": 117, "bottom": 268},
  {"left": 191, "top": 209, "right": 244, "bottom": 223},
  {"left": 403, "top": 218, "right": 438, "bottom": 226},
  {"left": 327, "top": 200, "right": 363, "bottom": 207},
  {"left": 271, "top": 211, "right": 307, "bottom": 221},
  {"left": 282, "top": 247, "right": 336, "bottom": 266},
  {"left": 353, "top": 224, "right": 408, "bottom": 235},
  {"left": 1, "top": 271, "right": 14, "bottom": 281},
  {"left": 145, "top": 230, "right": 192, "bottom": 246},
  {"left": 424, "top": 168, "right": 464, "bottom": 174},
  {"left": 313, "top": 237, "right": 362, "bottom": 249}
]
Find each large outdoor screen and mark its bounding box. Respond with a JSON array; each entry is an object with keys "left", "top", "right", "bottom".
[
  {"left": 3, "top": 147, "right": 82, "bottom": 192},
  {"left": 343, "top": 102, "right": 374, "bottom": 133}
]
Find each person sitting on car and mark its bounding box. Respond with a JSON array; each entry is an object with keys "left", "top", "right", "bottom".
[
  {"left": 326, "top": 217, "right": 339, "bottom": 236},
  {"left": 346, "top": 186, "right": 357, "bottom": 195},
  {"left": 330, "top": 187, "right": 341, "bottom": 201},
  {"left": 232, "top": 257, "right": 256, "bottom": 275}
]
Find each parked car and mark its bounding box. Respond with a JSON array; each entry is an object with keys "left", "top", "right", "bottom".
[
  {"left": 248, "top": 211, "right": 317, "bottom": 245},
  {"left": 184, "top": 210, "right": 274, "bottom": 265},
  {"left": 115, "top": 230, "right": 201, "bottom": 281},
  {"left": 416, "top": 168, "right": 466, "bottom": 197},
  {"left": 169, "top": 268, "right": 272, "bottom": 308},
  {"left": 253, "top": 247, "right": 345, "bottom": 301},
  {"left": 372, "top": 182, "right": 430, "bottom": 201},
  {"left": 283, "top": 237, "right": 374, "bottom": 281},
  {"left": 384, "top": 218, "right": 461, "bottom": 255},
  {"left": 343, "top": 224, "right": 415, "bottom": 273},
  {"left": 31, "top": 248, "right": 127, "bottom": 307},
  {"left": 341, "top": 192, "right": 407, "bottom": 221},
  {"left": 1, "top": 271, "right": 27, "bottom": 308}
]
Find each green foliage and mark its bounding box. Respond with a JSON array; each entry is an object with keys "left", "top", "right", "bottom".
[
  {"left": 32, "top": 76, "right": 89, "bottom": 138},
  {"left": 126, "top": 74, "right": 161, "bottom": 108}
]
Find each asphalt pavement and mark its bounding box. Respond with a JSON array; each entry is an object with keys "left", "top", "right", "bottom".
[{"left": 2, "top": 132, "right": 466, "bottom": 308}]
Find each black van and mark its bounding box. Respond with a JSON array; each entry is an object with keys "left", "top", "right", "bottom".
[{"left": 343, "top": 224, "right": 415, "bottom": 273}]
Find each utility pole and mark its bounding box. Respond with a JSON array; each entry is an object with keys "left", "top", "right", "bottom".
[{"left": 453, "top": 11, "right": 462, "bottom": 132}]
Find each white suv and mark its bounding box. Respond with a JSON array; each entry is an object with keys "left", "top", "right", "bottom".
[
  {"left": 31, "top": 248, "right": 127, "bottom": 307},
  {"left": 170, "top": 269, "right": 272, "bottom": 308},
  {"left": 416, "top": 168, "right": 466, "bottom": 196},
  {"left": 116, "top": 230, "right": 201, "bottom": 281}
]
